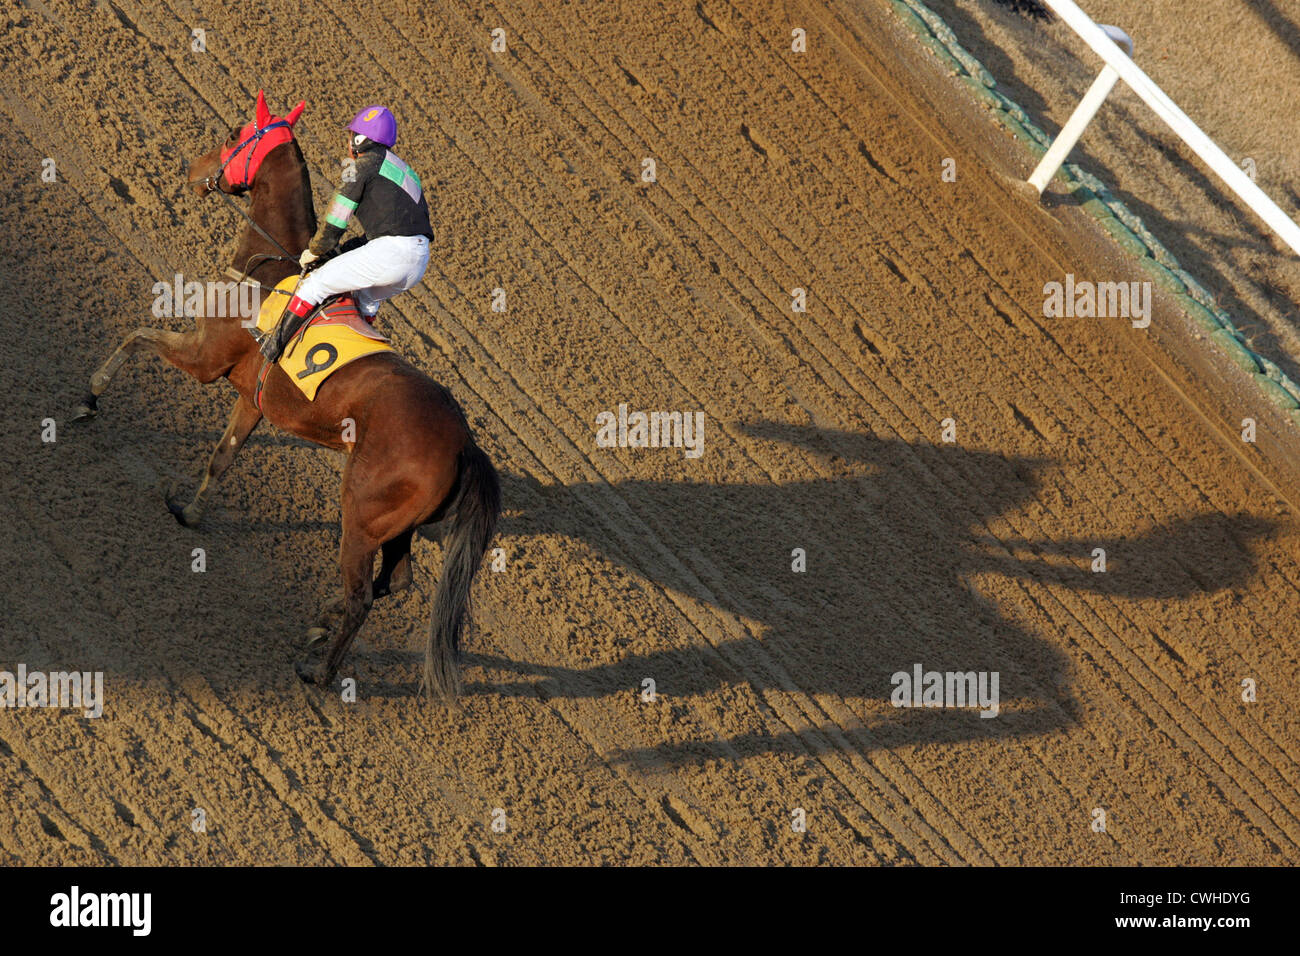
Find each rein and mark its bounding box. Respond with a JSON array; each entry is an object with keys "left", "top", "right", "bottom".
[{"left": 208, "top": 182, "right": 297, "bottom": 262}]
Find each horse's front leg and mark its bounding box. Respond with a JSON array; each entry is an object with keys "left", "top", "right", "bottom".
[
  {"left": 166, "top": 395, "right": 262, "bottom": 527},
  {"left": 73, "top": 324, "right": 226, "bottom": 420}
]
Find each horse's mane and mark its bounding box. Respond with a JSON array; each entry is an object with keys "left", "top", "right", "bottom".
[{"left": 284, "top": 137, "right": 317, "bottom": 236}]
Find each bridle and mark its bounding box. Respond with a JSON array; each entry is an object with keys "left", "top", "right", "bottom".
[{"left": 202, "top": 119, "right": 290, "bottom": 196}]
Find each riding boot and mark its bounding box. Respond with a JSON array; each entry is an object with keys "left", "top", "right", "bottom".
[{"left": 260, "top": 294, "right": 316, "bottom": 363}]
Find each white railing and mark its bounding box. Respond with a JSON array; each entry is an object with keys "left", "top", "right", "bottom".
[{"left": 1030, "top": 0, "right": 1300, "bottom": 259}]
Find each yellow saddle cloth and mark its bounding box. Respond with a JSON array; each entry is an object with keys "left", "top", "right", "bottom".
[{"left": 254, "top": 275, "right": 394, "bottom": 401}]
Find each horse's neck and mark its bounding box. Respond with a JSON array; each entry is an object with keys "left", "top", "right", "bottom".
[{"left": 232, "top": 149, "right": 315, "bottom": 286}]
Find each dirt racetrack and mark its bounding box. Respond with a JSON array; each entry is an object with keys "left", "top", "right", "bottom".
[{"left": 3, "top": 0, "right": 1300, "bottom": 865}]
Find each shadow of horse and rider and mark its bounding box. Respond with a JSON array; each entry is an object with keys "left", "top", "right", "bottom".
[{"left": 450, "top": 421, "right": 1274, "bottom": 764}]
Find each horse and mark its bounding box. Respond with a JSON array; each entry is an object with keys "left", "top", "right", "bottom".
[{"left": 72, "top": 91, "right": 501, "bottom": 701}]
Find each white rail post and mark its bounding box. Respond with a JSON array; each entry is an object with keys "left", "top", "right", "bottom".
[
  {"left": 1028, "top": 25, "right": 1133, "bottom": 195},
  {"left": 1040, "top": 0, "right": 1300, "bottom": 258}
]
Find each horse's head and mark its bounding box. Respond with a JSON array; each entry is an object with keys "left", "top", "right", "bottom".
[{"left": 187, "top": 90, "right": 305, "bottom": 197}]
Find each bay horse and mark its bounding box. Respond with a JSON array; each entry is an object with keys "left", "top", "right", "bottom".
[{"left": 73, "top": 91, "right": 500, "bottom": 700}]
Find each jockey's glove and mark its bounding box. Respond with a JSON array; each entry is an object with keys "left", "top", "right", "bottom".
[{"left": 299, "top": 249, "right": 318, "bottom": 269}]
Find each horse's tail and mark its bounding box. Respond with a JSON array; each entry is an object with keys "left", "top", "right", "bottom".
[{"left": 424, "top": 440, "right": 501, "bottom": 701}]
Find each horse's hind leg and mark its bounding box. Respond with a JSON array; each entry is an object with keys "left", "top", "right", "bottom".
[
  {"left": 166, "top": 395, "right": 262, "bottom": 527},
  {"left": 296, "top": 519, "right": 379, "bottom": 687},
  {"left": 74, "top": 326, "right": 225, "bottom": 419},
  {"left": 304, "top": 527, "right": 414, "bottom": 649},
  {"left": 373, "top": 529, "right": 414, "bottom": 599}
]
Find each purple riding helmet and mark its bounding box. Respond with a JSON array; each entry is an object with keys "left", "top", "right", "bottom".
[{"left": 348, "top": 105, "right": 397, "bottom": 147}]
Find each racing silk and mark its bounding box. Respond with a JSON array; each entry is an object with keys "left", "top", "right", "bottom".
[{"left": 309, "top": 145, "right": 433, "bottom": 256}]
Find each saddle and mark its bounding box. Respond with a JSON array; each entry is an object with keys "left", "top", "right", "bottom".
[
  {"left": 251, "top": 275, "right": 395, "bottom": 403},
  {"left": 253, "top": 276, "right": 388, "bottom": 343}
]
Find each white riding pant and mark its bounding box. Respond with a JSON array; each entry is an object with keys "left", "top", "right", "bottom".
[{"left": 296, "top": 234, "right": 429, "bottom": 317}]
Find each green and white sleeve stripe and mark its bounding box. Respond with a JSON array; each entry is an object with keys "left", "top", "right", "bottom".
[{"left": 325, "top": 193, "right": 358, "bottom": 230}]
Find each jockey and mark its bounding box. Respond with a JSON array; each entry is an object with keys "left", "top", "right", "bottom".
[{"left": 261, "top": 105, "right": 434, "bottom": 363}]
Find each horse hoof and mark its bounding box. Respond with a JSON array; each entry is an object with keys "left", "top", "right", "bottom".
[
  {"left": 166, "top": 498, "right": 197, "bottom": 528},
  {"left": 294, "top": 661, "right": 319, "bottom": 684},
  {"left": 164, "top": 480, "right": 200, "bottom": 527},
  {"left": 70, "top": 395, "right": 98, "bottom": 422}
]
